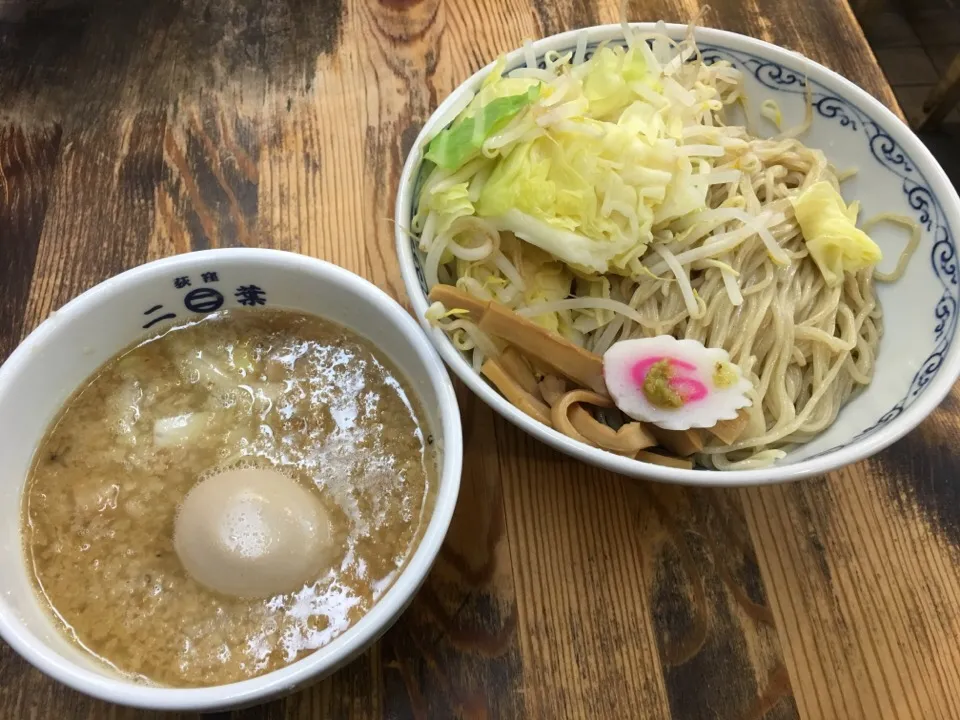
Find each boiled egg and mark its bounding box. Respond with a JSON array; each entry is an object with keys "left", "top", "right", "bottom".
[{"left": 174, "top": 467, "right": 335, "bottom": 598}]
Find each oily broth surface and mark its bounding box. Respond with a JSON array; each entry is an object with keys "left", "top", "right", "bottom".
[{"left": 24, "top": 309, "right": 435, "bottom": 687}]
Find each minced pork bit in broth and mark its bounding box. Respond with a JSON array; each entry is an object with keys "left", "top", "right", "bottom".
[{"left": 23, "top": 309, "right": 435, "bottom": 687}]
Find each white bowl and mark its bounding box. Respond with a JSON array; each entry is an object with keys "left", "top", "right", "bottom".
[
  {"left": 395, "top": 22, "right": 960, "bottom": 486},
  {"left": 0, "top": 248, "right": 463, "bottom": 711}
]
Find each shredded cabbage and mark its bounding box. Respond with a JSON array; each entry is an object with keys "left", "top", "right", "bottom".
[
  {"left": 417, "top": 43, "right": 733, "bottom": 279},
  {"left": 421, "top": 182, "right": 476, "bottom": 234},
  {"left": 791, "top": 181, "right": 882, "bottom": 286},
  {"left": 426, "top": 83, "right": 541, "bottom": 170},
  {"left": 506, "top": 233, "right": 573, "bottom": 335},
  {"left": 580, "top": 45, "right": 652, "bottom": 118}
]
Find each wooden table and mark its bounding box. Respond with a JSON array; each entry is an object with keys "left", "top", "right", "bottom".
[{"left": 1, "top": 0, "right": 959, "bottom": 718}]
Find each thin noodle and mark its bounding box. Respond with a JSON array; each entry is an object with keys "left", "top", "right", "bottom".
[{"left": 863, "top": 213, "right": 922, "bottom": 283}]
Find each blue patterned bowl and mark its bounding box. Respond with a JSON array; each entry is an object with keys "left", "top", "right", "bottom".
[{"left": 395, "top": 23, "right": 960, "bottom": 486}]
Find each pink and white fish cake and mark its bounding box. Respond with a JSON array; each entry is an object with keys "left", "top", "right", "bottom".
[{"left": 602, "top": 336, "right": 753, "bottom": 431}]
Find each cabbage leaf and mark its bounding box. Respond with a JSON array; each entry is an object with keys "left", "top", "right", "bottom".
[
  {"left": 791, "top": 181, "right": 882, "bottom": 286},
  {"left": 425, "top": 84, "right": 541, "bottom": 170}
]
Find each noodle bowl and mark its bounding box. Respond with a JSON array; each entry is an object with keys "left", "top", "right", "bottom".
[{"left": 396, "top": 22, "right": 951, "bottom": 479}]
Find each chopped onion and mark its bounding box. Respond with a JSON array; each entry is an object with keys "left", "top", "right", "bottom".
[{"left": 154, "top": 413, "right": 213, "bottom": 448}]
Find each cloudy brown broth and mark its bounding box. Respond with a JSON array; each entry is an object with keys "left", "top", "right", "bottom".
[{"left": 23, "top": 309, "right": 435, "bottom": 687}]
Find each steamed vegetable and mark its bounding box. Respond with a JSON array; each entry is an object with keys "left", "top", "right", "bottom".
[
  {"left": 425, "top": 182, "right": 475, "bottom": 234},
  {"left": 415, "top": 42, "right": 730, "bottom": 285},
  {"left": 791, "top": 181, "right": 883, "bottom": 286},
  {"left": 426, "top": 84, "right": 541, "bottom": 170}
]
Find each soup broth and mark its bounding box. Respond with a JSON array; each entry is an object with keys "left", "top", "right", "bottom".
[{"left": 23, "top": 309, "right": 435, "bottom": 687}]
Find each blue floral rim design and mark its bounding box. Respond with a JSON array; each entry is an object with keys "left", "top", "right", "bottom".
[{"left": 409, "top": 39, "right": 958, "bottom": 461}]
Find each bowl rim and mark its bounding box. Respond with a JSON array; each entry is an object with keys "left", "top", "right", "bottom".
[
  {"left": 394, "top": 21, "right": 960, "bottom": 487},
  {"left": 0, "top": 248, "right": 464, "bottom": 710}
]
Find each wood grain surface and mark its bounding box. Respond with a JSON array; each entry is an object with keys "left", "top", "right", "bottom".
[{"left": 1, "top": 0, "right": 958, "bottom": 718}]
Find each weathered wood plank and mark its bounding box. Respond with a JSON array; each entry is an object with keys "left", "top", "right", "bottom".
[
  {"left": 629, "top": 484, "right": 799, "bottom": 720},
  {"left": 0, "top": 124, "right": 60, "bottom": 361},
  {"left": 20, "top": 110, "right": 165, "bottom": 333},
  {"left": 494, "top": 423, "right": 672, "bottom": 719},
  {"left": 743, "top": 448, "right": 960, "bottom": 720},
  {"left": 1, "top": 0, "right": 959, "bottom": 719}
]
